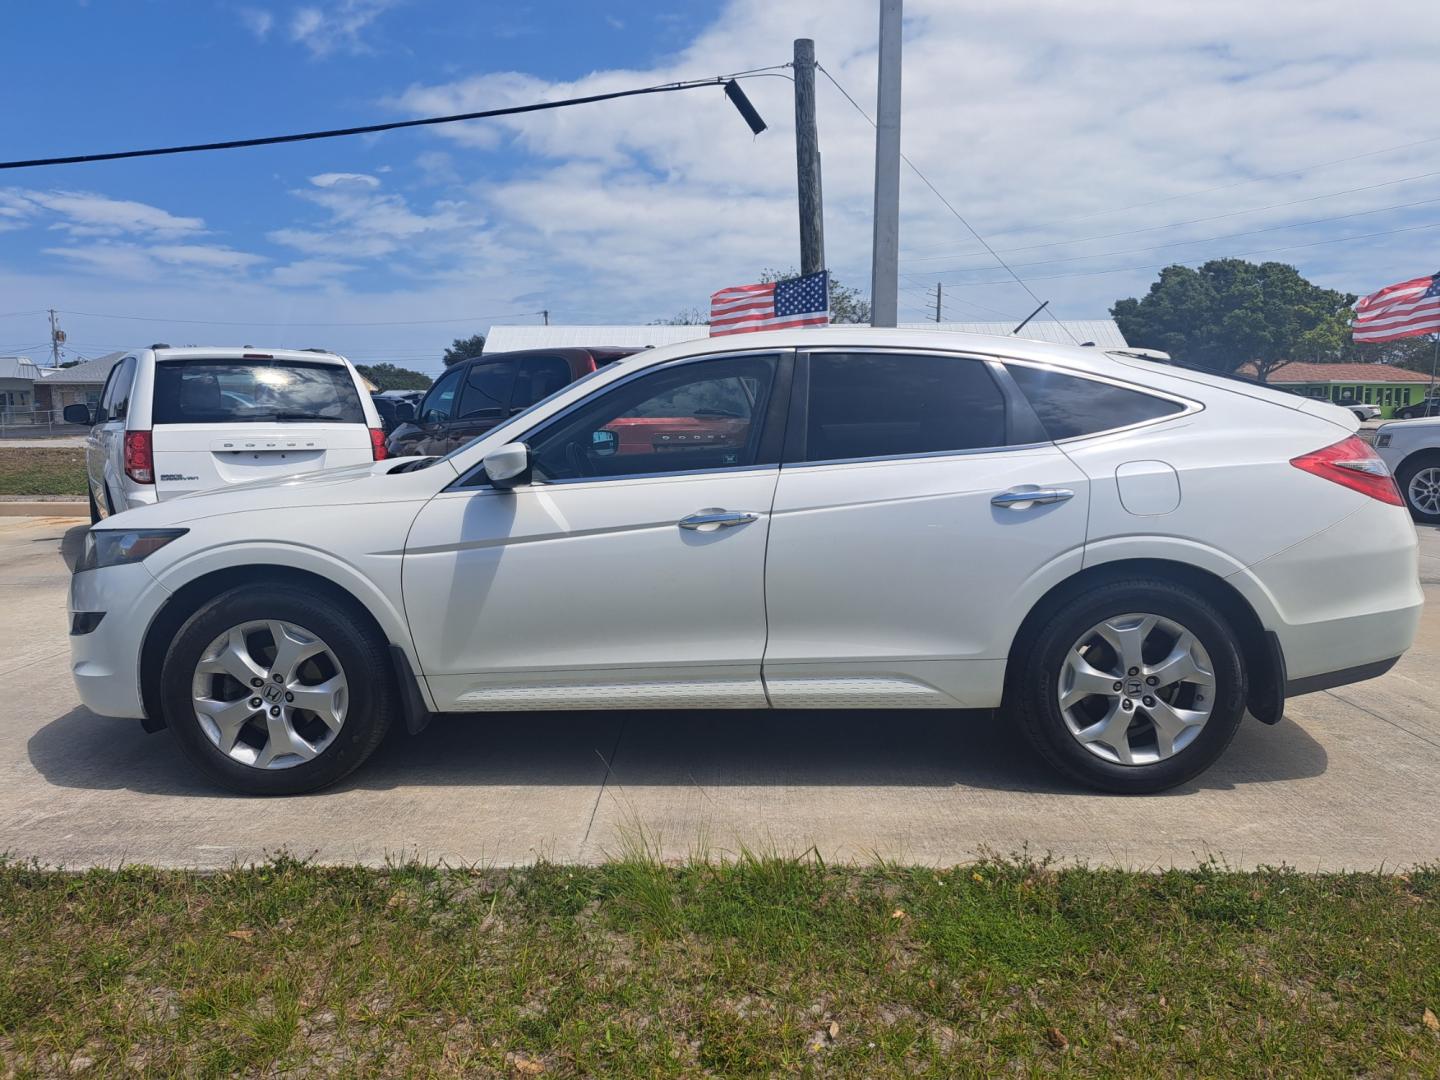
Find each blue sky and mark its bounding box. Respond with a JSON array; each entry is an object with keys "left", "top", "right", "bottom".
[{"left": 2, "top": 0, "right": 1438, "bottom": 373}]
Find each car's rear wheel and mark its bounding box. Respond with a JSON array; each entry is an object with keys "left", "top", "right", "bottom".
[
  {"left": 1396, "top": 455, "right": 1440, "bottom": 524},
  {"left": 1013, "top": 579, "right": 1246, "bottom": 793},
  {"left": 160, "top": 584, "right": 393, "bottom": 795}
]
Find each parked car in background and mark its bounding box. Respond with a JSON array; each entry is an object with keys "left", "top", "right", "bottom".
[
  {"left": 386, "top": 347, "right": 637, "bottom": 457},
  {"left": 371, "top": 390, "right": 424, "bottom": 434},
  {"left": 1375, "top": 417, "right": 1440, "bottom": 522},
  {"left": 1392, "top": 389, "right": 1440, "bottom": 420},
  {"left": 66, "top": 346, "right": 385, "bottom": 523},
  {"left": 71, "top": 328, "right": 1421, "bottom": 796},
  {"left": 1344, "top": 402, "right": 1382, "bottom": 422}
]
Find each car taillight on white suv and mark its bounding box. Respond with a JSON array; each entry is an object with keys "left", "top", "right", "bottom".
[
  {"left": 124, "top": 430, "right": 154, "bottom": 484},
  {"left": 369, "top": 427, "right": 388, "bottom": 461},
  {"left": 1290, "top": 435, "right": 1402, "bottom": 505}
]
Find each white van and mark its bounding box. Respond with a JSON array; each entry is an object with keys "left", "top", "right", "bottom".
[{"left": 68, "top": 346, "right": 386, "bottom": 522}]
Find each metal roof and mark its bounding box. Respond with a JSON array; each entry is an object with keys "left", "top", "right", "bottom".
[
  {"left": 35, "top": 352, "right": 124, "bottom": 384},
  {"left": 0, "top": 356, "right": 40, "bottom": 381},
  {"left": 484, "top": 319, "right": 1127, "bottom": 353}
]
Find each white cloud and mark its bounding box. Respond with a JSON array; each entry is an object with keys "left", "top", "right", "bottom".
[
  {"left": 309, "top": 172, "right": 382, "bottom": 189},
  {"left": 237, "top": 7, "right": 274, "bottom": 39},
  {"left": 289, "top": 0, "right": 398, "bottom": 58},
  {"left": 2, "top": 189, "right": 205, "bottom": 239}
]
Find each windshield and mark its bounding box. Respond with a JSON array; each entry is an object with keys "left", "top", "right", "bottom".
[
  {"left": 435, "top": 362, "right": 613, "bottom": 464},
  {"left": 152, "top": 359, "right": 366, "bottom": 424}
]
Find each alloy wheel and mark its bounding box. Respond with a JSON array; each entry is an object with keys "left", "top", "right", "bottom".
[
  {"left": 190, "top": 620, "right": 348, "bottom": 770},
  {"left": 1057, "top": 612, "right": 1215, "bottom": 766},
  {"left": 1407, "top": 467, "right": 1440, "bottom": 515}
]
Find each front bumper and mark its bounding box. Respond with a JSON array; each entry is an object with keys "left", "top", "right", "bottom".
[{"left": 69, "top": 561, "right": 171, "bottom": 719}]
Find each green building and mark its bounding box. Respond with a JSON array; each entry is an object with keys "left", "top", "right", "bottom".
[{"left": 1249, "top": 362, "right": 1433, "bottom": 418}]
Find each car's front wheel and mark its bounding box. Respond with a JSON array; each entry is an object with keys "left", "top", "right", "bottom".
[
  {"left": 1396, "top": 454, "right": 1440, "bottom": 524},
  {"left": 160, "top": 584, "right": 394, "bottom": 795},
  {"left": 1013, "top": 579, "right": 1246, "bottom": 793}
]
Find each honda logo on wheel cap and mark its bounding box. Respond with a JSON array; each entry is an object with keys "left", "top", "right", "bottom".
[{"left": 263, "top": 684, "right": 284, "bottom": 703}]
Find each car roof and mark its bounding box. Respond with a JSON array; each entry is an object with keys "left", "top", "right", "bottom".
[
  {"left": 600, "top": 326, "right": 1121, "bottom": 375},
  {"left": 461, "top": 346, "right": 641, "bottom": 364},
  {"left": 148, "top": 347, "right": 349, "bottom": 364}
]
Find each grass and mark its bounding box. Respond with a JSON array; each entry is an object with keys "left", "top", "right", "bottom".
[
  {"left": 0, "top": 447, "right": 89, "bottom": 497},
  {"left": 1, "top": 852, "right": 1437, "bottom": 1077}
]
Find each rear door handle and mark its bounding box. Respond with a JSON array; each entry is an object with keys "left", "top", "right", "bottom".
[
  {"left": 991, "top": 488, "right": 1075, "bottom": 509},
  {"left": 678, "top": 508, "right": 759, "bottom": 530}
]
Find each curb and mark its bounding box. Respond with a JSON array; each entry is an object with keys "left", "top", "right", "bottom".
[{"left": 0, "top": 500, "right": 88, "bottom": 518}]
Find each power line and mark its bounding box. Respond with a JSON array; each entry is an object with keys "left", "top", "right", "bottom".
[
  {"left": 903, "top": 131, "right": 1440, "bottom": 254},
  {"left": 903, "top": 168, "right": 1440, "bottom": 266},
  {"left": 815, "top": 62, "right": 1079, "bottom": 344},
  {"left": 938, "top": 218, "right": 1440, "bottom": 287},
  {"left": 57, "top": 308, "right": 546, "bottom": 328},
  {"left": 925, "top": 194, "right": 1440, "bottom": 278},
  {"left": 0, "top": 66, "right": 792, "bottom": 171}
]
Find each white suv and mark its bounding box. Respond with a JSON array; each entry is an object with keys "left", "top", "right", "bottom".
[
  {"left": 68, "top": 346, "right": 386, "bottom": 523},
  {"left": 68, "top": 329, "right": 1422, "bottom": 796}
]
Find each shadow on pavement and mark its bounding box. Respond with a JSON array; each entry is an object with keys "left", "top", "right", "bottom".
[{"left": 28, "top": 704, "right": 1328, "bottom": 799}]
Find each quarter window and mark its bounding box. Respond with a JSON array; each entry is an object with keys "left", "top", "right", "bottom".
[
  {"left": 100, "top": 357, "right": 137, "bottom": 422},
  {"left": 799, "top": 352, "right": 1006, "bottom": 463},
  {"left": 1005, "top": 363, "right": 1184, "bottom": 440},
  {"left": 525, "top": 354, "right": 778, "bottom": 482}
]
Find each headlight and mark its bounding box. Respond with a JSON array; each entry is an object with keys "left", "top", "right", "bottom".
[
  {"left": 1375, "top": 433, "right": 1391, "bottom": 448},
  {"left": 75, "top": 528, "right": 188, "bottom": 573}
]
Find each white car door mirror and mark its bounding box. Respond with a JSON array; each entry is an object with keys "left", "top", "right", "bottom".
[{"left": 483, "top": 442, "right": 531, "bottom": 489}]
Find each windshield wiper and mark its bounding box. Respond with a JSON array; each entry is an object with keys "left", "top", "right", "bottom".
[{"left": 272, "top": 411, "right": 343, "bottom": 422}]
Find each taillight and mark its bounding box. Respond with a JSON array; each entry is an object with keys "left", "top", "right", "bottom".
[
  {"left": 124, "top": 430, "right": 154, "bottom": 484},
  {"left": 1290, "top": 435, "right": 1402, "bottom": 506},
  {"left": 369, "top": 427, "right": 388, "bottom": 461}
]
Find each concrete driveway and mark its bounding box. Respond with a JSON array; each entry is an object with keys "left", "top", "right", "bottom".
[{"left": 3, "top": 512, "right": 1439, "bottom": 871}]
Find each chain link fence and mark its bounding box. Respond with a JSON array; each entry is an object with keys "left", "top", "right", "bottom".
[{"left": 0, "top": 407, "right": 91, "bottom": 438}]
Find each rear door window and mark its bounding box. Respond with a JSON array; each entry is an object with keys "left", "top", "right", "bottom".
[
  {"left": 151, "top": 360, "right": 365, "bottom": 424},
  {"left": 798, "top": 352, "right": 1007, "bottom": 463},
  {"left": 511, "top": 355, "right": 573, "bottom": 412},
  {"left": 106, "top": 357, "right": 137, "bottom": 421},
  {"left": 1005, "top": 363, "right": 1184, "bottom": 440},
  {"left": 457, "top": 359, "right": 517, "bottom": 420}
]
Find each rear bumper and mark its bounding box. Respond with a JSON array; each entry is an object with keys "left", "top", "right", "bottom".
[
  {"left": 1235, "top": 499, "right": 1423, "bottom": 684},
  {"left": 1286, "top": 655, "right": 1400, "bottom": 697}
]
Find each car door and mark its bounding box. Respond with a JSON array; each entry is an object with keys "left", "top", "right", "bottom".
[
  {"left": 761, "top": 348, "right": 1090, "bottom": 709},
  {"left": 403, "top": 350, "right": 790, "bottom": 711},
  {"left": 88, "top": 356, "right": 135, "bottom": 515}
]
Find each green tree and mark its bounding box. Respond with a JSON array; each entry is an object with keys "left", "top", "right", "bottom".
[
  {"left": 1111, "top": 259, "right": 1356, "bottom": 381},
  {"left": 442, "top": 334, "right": 487, "bottom": 367},
  {"left": 761, "top": 268, "right": 871, "bottom": 324},
  {"left": 649, "top": 308, "right": 709, "bottom": 326},
  {"left": 353, "top": 362, "right": 432, "bottom": 391}
]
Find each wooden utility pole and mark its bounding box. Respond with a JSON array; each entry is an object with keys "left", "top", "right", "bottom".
[
  {"left": 933, "top": 282, "right": 942, "bottom": 322},
  {"left": 869, "top": 0, "right": 902, "bottom": 327},
  {"left": 793, "top": 39, "right": 825, "bottom": 276},
  {"left": 48, "top": 309, "right": 63, "bottom": 367}
]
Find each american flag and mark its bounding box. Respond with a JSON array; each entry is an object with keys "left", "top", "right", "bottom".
[
  {"left": 709, "top": 270, "right": 830, "bottom": 336},
  {"left": 1353, "top": 271, "right": 1440, "bottom": 343}
]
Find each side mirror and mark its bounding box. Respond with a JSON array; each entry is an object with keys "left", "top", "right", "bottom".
[
  {"left": 483, "top": 441, "right": 531, "bottom": 489},
  {"left": 394, "top": 401, "right": 415, "bottom": 423},
  {"left": 63, "top": 403, "right": 93, "bottom": 426},
  {"left": 591, "top": 429, "right": 618, "bottom": 457}
]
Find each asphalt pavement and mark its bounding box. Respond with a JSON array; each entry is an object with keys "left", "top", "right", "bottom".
[{"left": 2, "top": 512, "right": 1439, "bottom": 871}]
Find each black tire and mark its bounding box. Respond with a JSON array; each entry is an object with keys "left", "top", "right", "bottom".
[
  {"left": 160, "top": 584, "right": 394, "bottom": 795},
  {"left": 88, "top": 486, "right": 100, "bottom": 525},
  {"left": 1395, "top": 453, "right": 1440, "bottom": 525},
  {"left": 1012, "top": 578, "right": 1247, "bottom": 794}
]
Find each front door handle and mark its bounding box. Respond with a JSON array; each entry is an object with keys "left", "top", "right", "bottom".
[
  {"left": 991, "top": 487, "right": 1075, "bottom": 509},
  {"left": 678, "top": 508, "right": 759, "bottom": 530}
]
